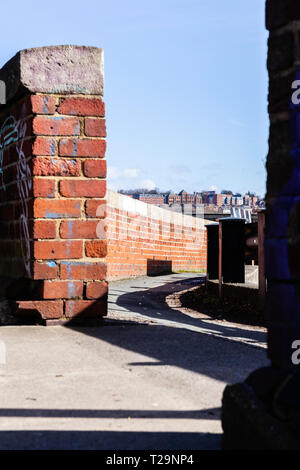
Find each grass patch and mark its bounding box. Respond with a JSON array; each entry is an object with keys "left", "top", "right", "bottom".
[{"left": 180, "top": 284, "right": 266, "bottom": 327}]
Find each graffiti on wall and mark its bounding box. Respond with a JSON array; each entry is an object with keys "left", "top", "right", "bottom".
[{"left": 0, "top": 104, "right": 32, "bottom": 276}]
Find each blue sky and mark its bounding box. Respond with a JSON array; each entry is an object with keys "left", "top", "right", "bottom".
[{"left": 0, "top": 0, "right": 268, "bottom": 197}]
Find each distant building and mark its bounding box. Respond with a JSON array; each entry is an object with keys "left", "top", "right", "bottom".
[
  {"left": 214, "top": 193, "right": 232, "bottom": 206},
  {"left": 243, "top": 195, "right": 250, "bottom": 206},
  {"left": 201, "top": 191, "right": 216, "bottom": 205},
  {"left": 118, "top": 188, "right": 261, "bottom": 212},
  {"left": 132, "top": 193, "right": 166, "bottom": 205},
  {"left": 201, "top": 191, "right": 232, "bottom": 206},
  {"left": 243, "top": 194, "right": 258, "bottom": 207},
  {"left": 167, "top": 193, "right": 181, "bottom": 204},
  {"left": 232, "top": 195, "right": 244, "bottom": 206},
  {"left": 167, "top": 190, "right": 202, "bottom": 205}
]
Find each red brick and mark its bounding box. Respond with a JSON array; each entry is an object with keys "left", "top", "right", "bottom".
[
  {"left": 85, "top": 118, "right": 106, "bottom": 137},
  {"left": 85, "top": 200, "right": 107, "bottom": 218},
  {"left": 60, "top": 180, "right": 106, "bottom": 198},
  {"left": 60, "top": 262, "right": 106, "bottom": 280},
  {"left": 31, "top": 95, "right": 56, "bottom": 115},
  {"left": 83, "top": 159, "right": 106, "bottom": 178},
  {"left": 33, "top": 157, "right": 81, "bottom": 176},
  {"left": 96, "top": 219, "right": 107, "bottom": 239},
  {"left": 33, "top": 261, "right": 58, "bottom": 280},
  {"left": 59, "top": 139, "right": 106, "bottom": 157},
  {"left": 60, "top": 220, "right": 102, "bottom": 239},
  {"left": 33, "top": 179, "right": 55, "bottom": 198},
  {"left": 65, "top": 299, "right": 107, "bottom": 318},
  {"left": 58, "top": 97, "right": 105, "bottom": 116},
  {"left": 34, "top": 199, "right": 81, "bottom": 219},
  {"left": 34, "top": 240, "right": 83, "bottom": 259},
  {"left": 33, "top": 116, "right": 80, "bottom": 136},
  {"left": 16, "top": 300, "right": 63, "bottom": 319},
  {"left": 85, "top": 240, "right": 107, "bottom": 258},
  {"left": 33, "top": 137, "right": 56, "bottom": 156},
  {"left": 43, "top": 280, "right": 83, "bottom": 299},
  {"left": 86, "top": 281, "right": 108, "bottom": 299},
  {"left": 33, "top": 220, "right": 56, "bottom": 239}
]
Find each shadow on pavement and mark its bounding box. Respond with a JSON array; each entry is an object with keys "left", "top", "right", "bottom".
[
  {"left": 0, "top": 407, "right": 220, "bottom": 419},
  {"left": 68, "top": 275, "right": 268, "bottom": 384},
  {"left": 0, "top": 275, "right": 267, "bottom": 450},
  {"left": 0, "top": 430, "right": 222, "bottom": 450}
]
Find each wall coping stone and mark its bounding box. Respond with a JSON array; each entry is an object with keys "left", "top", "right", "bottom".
[
  {"left": 107, "top": 189, "right": 213, "bottom": 229},
  {"left": 0, "top": 45, "right": 104, "bottom": 105}
]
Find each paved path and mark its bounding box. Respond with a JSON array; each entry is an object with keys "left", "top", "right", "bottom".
[{"left": 0, "top": 273, "right": 268, "bottom": 450}]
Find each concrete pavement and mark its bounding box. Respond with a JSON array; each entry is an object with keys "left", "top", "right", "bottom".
[{"left": 0, "top": 273, "right": 268, "bottom": 449}]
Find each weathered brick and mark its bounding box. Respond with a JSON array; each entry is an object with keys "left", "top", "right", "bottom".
[
  {"left": 31, "top": 95, "right": 56, "bottom": 114},
  {"left": 33, "top": 157, "right": 81, "bottom": 176},
  {"left": 34, "top": 199, "right": 81, "bottom": 218},
  {"left": 85, "top": 200, "right": 107, "bottom": 218},
  {"left": 16, "top": 300, "right": 63, "bottom": 319},
  {"left": 43, "top": 280, "right": 83, "bottom": 299},
  {"left": 58, "top": 97, "right": 105, "bottom": 116},
  {"left": 85, "top": 240, "right": 107, "bottom": 257},
  {"left": 34, "top": 240, "right": 83, "bottom": 259},
  {"left": 33, "top": 137, "right": 56, "bottom": 156},
  {"left": 33, "top": 179, "right": 56, "bottom": 198},
  {"left": 33, "top": 220, "right": 56, "bottom": 239},
  {"left": 60, "top": 220, "right": 101, "bottom": 239},
  {"left": 59, "top": 180, "right": 106, "bottom": 198},
  {"left": 60, "top": 261, "right": 106, "bottom": 280},
  {"left": 33, "top": 261, "right": 58, "bottom": 280},
  {"left": 85, "top": 118, "right": 106, "bottom": 137},
  {"left": 59, "top": 139, "right": 106, "bottom": 157},
  {"left": 83, "top": 159, "right": 106, "bottom": 178},
  {"left": 33, "top": 116, "right": 80, "bottom": 136},
  {"left": 86, "top": 281, "right": 108, "bottom": 299},
  {"left": 65, "top": 299, "right": 107, "bottom": 318}
]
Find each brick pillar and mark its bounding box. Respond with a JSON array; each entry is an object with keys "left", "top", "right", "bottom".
[{"left": 0, "top": 46, "right": 107, "bottom": 325}]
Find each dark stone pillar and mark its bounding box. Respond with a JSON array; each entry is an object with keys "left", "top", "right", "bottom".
[{"left": 222, "top": 0, "right": 300, "bottom": 449}]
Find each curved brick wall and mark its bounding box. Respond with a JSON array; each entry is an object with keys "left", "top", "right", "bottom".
[{"left": 105, "top": 190, "right": 208, "bottom": 280}]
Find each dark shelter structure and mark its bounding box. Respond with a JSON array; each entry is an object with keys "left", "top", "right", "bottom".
[{"left": 222, "top": 1, "right": 300, "bottom": 449}]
